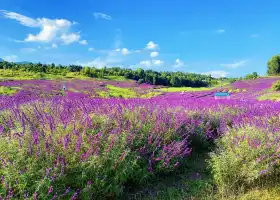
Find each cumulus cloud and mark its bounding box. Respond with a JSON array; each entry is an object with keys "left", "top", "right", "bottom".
[
  {"left": 220, "top": 60, "right": 247, "bottom": 68},
  {"left": 79, "top": 40, "right": 88, "bottom": 45},
  {"left": 60, "top": 33, "right": 80, "bottom": 44},
  {"left": 77, "top": 56, "right": 121, "bottom": 69},
  {"left": 173, "top": 59, "right": 185, "bottom": 68},
  {"left": 152, "top": 59, "right": 164, "bottom": 65},
  {"left": 140, "top": 59, "right": 164, "bottom": 67},
  {"left": 121, "top": 48, "right": 130, "bottom": 55},
  {"left": 94, "top": 13, "right": 112, "bottom": 20},
  {"left": 3, "top": 55, "right": 18, "bottom": 62},
  {"left": 150, "top": 51, "right": 159, "bottom": 58},
  {"left": 146, "top": 41, "right": 158, "bottom": 50},
  {"left": 0, "top": 10, "right": 81, "bottom": 44},
  {"left": 140, "top": 60, "right": 152, "bottom": 67},
  {"left": 202, "top": 70, "right": 229, "bottom": 78}
]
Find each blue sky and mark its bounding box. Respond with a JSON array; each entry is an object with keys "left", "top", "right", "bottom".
[{"left": 0, "top": 0, "right": 280, "bottom": 78}]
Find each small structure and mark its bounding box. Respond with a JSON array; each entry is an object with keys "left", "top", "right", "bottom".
[
  {"left": 62, "top": 83, "right": 67, "bottom": 91},
  {"left": 214, "top": 92, "right": 230, "bottom": 100}
]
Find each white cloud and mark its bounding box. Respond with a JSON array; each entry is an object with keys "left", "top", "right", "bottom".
[
  {"left": 173, "top": 59, "right": 185, "bottom": 68},
  {"left": 0, "top": 10, "right": 81, "bottom": 44},
  {"left": 202, "top": 70, "right": 229, "bottom": 78},
  {"left": 150, "top": 51, "right": 159, "bottom": 58},
  {"left": 3, "top": 55, "right": 18, "bottom": 62},
  {"left": 79, "top": 58, "right": 107, "bottom": 68},
  {"left": 88, "top": 47, "right": 94, "bottom": 52},
  {"left": 115, "top": 48, "right": 121, "bottom": 52},
  {"left": 146, "top": 41, "right": 158, "bottom": 50},
  {"left": 140, "top": 59, "right": 164, "bottom": 67},
  {"left": 140, "top": 60, "right": 152, "bottom": 67},
  {"left": 153, "top": 59, "right": 164, "bottom": 65},
  {"left": 216, "top": 29, "right": 225, "bottom": 33},
  {"left": 77, "top": 56, "right": 121, "bottom": 69},
  {"left": 94, "top": 13, "right": 112, "bottom": 20},
  {"left": 52, "top": 44, "right": 58, "bottom": 48},
  {"left": 60, "top": 33, "right": 80, "bottom": 44},
  {"left": 121, "top": 48, "right": 130, "bottom": 55},
  {"left": 79, "top": 40, "right": 88, "bottom": 45},
  {"left": 0, "top": 10, "right": 38, "bottom": 27},
  {"left": 220, "top": 60, "right": 247, "bottom": 68}
]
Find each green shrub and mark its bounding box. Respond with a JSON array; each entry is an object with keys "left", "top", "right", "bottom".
[
  {"left": 209, "top": 126, "right": 280, "bottom": 196},
  {"left": 272, "top": 80, "right": 280, "bottom": 91},
  {"left": 138, "top": 79, "right": 144, "bottom": 84}
]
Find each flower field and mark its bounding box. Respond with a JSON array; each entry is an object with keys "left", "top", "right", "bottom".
[{"left": 1, "top": 77, "right": 280, "bottom": 199}]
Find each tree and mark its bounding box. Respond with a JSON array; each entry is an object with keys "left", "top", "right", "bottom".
[
  {"left": 138, "top": 79, "right": 144, "bottom": 84},
  {"left": 252, "top": 72, "right": 258, "bottom": 78},
  {"left": 136, "top": 68, "right": 145, "bottom": 80},
  {"left": 268, "top": 55, "right": 280, "bottom": 75}
]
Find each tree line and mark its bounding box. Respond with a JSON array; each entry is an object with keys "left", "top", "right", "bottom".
[{"left": 0, "top": 61, "right": 216, "bottom": 87}]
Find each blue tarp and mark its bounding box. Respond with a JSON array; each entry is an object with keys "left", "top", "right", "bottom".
[{"left": 215, "top": 92, "right": 230, "bottom": 97}]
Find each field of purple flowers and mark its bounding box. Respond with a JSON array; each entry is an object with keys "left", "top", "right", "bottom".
[{"left": 1, "top": 77, "right": 280, "bottom": 199}]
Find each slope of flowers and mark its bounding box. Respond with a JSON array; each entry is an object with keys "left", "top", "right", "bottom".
[
  {"left": 1, "top": 78, "right": 280, "bottom": 199},
  {"left": 1, "top": 91, "right": 280, "bottom": 199}
]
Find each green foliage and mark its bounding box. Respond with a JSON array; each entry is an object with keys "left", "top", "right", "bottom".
[
  {"left": 0, "top": 86, "right": 19, "bottom": 95},
  {"left": 272, "top": 80, "right": 280, "bottom": 91},
  {"left": 245, "top": 72, "right": 259, "bottom": 80},
  {"left": 138, "top": 79, "right": 144, "bottom": 84},
  {"left": 268, "top": 55, "right": 280, "bottom": 75},
  {"left": 235, "top": 185, "right": 280, "bottom": 200},
  {"left": 258, "top": 92, "right": 280, "bottom": 101},
  {"left": 96, "top": 85, "right": 137, "bottom": 98},
  {"left": 157, "top": 87, "right": 213, "bottom": 92},
  {"left": 0, "top": 61, "right": 215, "bottom": 87},
  {"left": 104, "top": 76, "right": 128, "bottom": 81},
  {"left": 209, "top": 126, "right": 280, "bottom": 196},
  {"left": 140, "top": 91, "right": 162, "bottom": 98}
]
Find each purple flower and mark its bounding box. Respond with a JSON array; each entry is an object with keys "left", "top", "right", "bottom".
[
  {"left": 33, "top": 192, "right": 37, "bottom": 200},
  {"left": 48, "top": 185, "right": 53, "bottom": 194}
]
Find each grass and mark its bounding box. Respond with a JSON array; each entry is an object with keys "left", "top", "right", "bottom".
[
  {"left": 233, "top": 186, "right": 280, "bottom": 200},
  {"left": 123, "top": 152, "right": 215, "bottom": 200},
  {"left": 156, "top": 87, "right": 214, "bottom": 92},
  {"left": 0, "top": 69, "right": 91, "bottom": 81},
  {"left": 258, "top": 92, "right": 280, "bottom": 101},
  {"left": 96, "top": 84, "right": 137, "bottom": 98},
  {"left": 96, "top": 85, "right": 162, "bottom": 99},
  {"left": 0, "top": 86, "right": 20, "bottom": 95},
  {"left": 104, "top": 76, "right": 129, "bottom": 81},
  {"left": 140, "top": 91, "right": 163, "bottom": 98}
]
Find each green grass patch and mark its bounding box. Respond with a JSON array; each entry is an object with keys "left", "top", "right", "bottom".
[
  {"left": 96, "top": 85, "right": 137, "bottom": 98},
  {"left": 156, "top": 87, "right": 214, "bottom": 92},
  {"left": 0, "top": 69, "right": 92, "bottom": 81},
  {"left": 140, "top": 91, "right": 162, "bottom": 98},
  {"left": 258, "top": 92, "right": 280, "bottom": 101},
  {"left": 104, "top": 76, "right": 129, "bottom": 81},
  {"left": 0, "top": 86, "right": 19, "bottom": 95}
]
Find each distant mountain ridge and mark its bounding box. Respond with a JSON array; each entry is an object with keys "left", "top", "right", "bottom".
[{"left": 0, "top": 58, "right": 30, "bottom": 64}]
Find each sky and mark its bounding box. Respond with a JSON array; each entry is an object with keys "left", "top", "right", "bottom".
[{"left": 0, "top": 0, "right": 280, "bottom": 78}]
